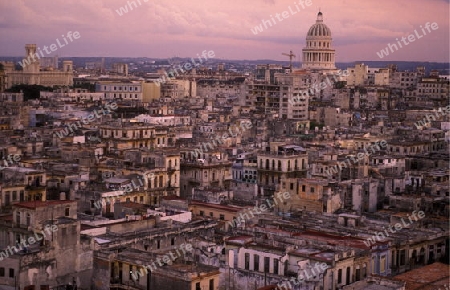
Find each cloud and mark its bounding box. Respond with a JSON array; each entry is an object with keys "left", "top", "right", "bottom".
[{"left": 0, "top": 0, "right": 448, "bottom": 62}]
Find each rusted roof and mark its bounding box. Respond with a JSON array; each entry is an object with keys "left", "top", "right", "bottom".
[{"left": 393, "top": 262, "right": 450, "bottom": 290}]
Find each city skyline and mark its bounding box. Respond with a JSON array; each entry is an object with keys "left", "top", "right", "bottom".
[{"left": 0, "top": 0, "right": 449, "bottom": 62}]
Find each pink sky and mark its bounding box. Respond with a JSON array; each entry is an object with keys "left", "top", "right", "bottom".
[{"left": 0, "top": 0, "right": 448, "bottom": 62}]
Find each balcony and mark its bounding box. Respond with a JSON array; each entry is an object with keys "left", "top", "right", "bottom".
[
  {"left": 25, "top": 184, "right": 46, "bottom": 192},
  {"left": 261, "top": 184, "right": 276, "bottom": 191},
  {"left": 167, "top": 166, "right": 177, "bottom": 173},
  {"left": 188, "top": 178, "right": 201, "bottom": 185},
  {"left": 258, "top": 166, "right": 306, "bottom": 173}
]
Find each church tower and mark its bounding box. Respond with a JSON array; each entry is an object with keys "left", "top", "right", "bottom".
[{"left": 24, "top": 44, "right": 40, "bottom": 73}]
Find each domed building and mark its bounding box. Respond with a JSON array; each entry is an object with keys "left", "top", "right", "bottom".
[{"left": 302, "top": 12, "right": 336, "bottom": 70}]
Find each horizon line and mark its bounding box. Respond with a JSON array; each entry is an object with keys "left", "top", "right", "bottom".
[{"left": 0, "top": 56, "right": 449, "bottom": 64}]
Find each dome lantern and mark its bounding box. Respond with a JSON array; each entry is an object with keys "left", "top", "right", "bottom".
[{"left": 317, "top": 11, "right": 323, "bottom": 23}]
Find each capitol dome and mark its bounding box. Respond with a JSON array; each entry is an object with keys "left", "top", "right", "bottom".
[
  {"left": 307, "top": 12, "right": 332, "bottom": 38},
  {"left": 302, "top": 12, "right": 336, "bottom": 70}
]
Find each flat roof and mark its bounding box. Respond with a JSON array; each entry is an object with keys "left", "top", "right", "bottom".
[
  {"left": 190, "top": 201, "right": 250, "bottom": 212},
  {"left": 14, "top": 200, "right": 76, "bottom": 209}
]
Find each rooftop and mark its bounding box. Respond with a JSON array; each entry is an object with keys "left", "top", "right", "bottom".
[
  {"left": 393, "top": 262, "right": 450, "bottom": 290},
  {"left": 14, "top": 200, "right": 76, "bottom": 209}
]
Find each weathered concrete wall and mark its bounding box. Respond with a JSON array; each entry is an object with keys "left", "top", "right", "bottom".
[
  {"left": 149, "top": 273, "right": 190, "bottom": 290},
  {"left": 92, "top": 254, "right": 111, "bottom": 290},
  {"left": 107, "top": 218, "right": 156, "bottom": 234}
]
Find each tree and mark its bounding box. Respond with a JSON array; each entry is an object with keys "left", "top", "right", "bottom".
[{"left": 5, "top": 84, "right": 53, "bottom": 100}]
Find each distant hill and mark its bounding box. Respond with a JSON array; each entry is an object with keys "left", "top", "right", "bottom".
[{"left": 1, "top": 56, "right": 448, "bottom": 75}]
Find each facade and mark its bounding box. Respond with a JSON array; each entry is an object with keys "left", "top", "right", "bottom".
[
  {"left": 196, "top": 77, "right": 246, "bottom": 100},
  {"left": 257, "top": 144, "right": 308, "bottom": 197},
  {"left": 95, "top": 81, "right": 143, "bottom": 101},
  {"left": 0, "top": 200, "right": 91, "bottom": 289},
  {"left": 161, "top": 79, "right": 196, "bottom": 99},
  {"left": 179, "top": 152, "right": 232, "bottom": 198},
  {"left": 111, "top": 62, "right": 128, "bottom": 76},
  {"left": 1, "top": 44, "right": 73, "bottom": 88},
  {"left": 0, "top": 167, "right": 47, "bottom": 206},
  {"left": 231, "top": 152, "right": 258, "bottom": 197},
  {"left": 275, "top": 72, "right": 311, "bottom": 120},
  {"left": 99, "top": 122, "right": 170, "bottom": 150},
  {"left": 95, "top": 80, "right": 162, "bottom": 102}
]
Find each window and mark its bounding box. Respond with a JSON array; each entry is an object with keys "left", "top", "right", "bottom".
[
  {"left": 0, "top": 267, "right": 4, "bottom": 277},
  {"left": 129, "top": 266, "right": 134, "bottom": 280},
  {"left": 400, "top": 250, "right": 406, "bottom": 265},
  {"left": 200, "top": 211, "right": 204, "bottom": 217},
  {"left": 290, "top": 183, "right": 294, "bottom": 190},
  {"left": 310, "top": 187, "right": 315, "bottom": 193},
  {"left": 26, "top": 213, "right": 31, "bottom": 226},
  {"left": 302, "top": 185, "right": 305, "bottom": 192},
  {"left": 346, "top": 267, "right": 351, "bottom": 285},
  {"left": 380, "top": 255, "right": 386, "bottom": 272},
  {"left": 196, "top": 282, "right": 201, "bottom": 290},
  {"left": 244, "top": 253, "right": 250, "bottom": 270},
  {"left": 338, "top": 269, "right": 342, "bottom": 283},
  {"left": 9, "top": 268, "right": 14, "bottom": 278},
  {"left": 209, "top": 279, "right": 214, "bottom": 290},
  {"left": 264, "top": 257, "right": 270, "bottom": 273},
  {"left": 254, "top": 254, "right": 259, "bottom": 271},
  {"left": 209, "top": 212, "right": 213, "bottom": 217},
  {"left": 171, "top": 238, "right": 175, "bottom": 246},
  {"left": 219, "top": 214, "right": 225, "bottom": 220},
  {"left": 274, "top": 259, "right": 279, "bottom": 274},
  {"left": 65, "top": 207, "right": 70, "bottom": 217}
]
